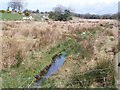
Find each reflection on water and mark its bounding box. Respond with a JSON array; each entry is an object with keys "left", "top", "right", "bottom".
[{"left": 34, "top": 53, "right": 67, "bottom": 87}]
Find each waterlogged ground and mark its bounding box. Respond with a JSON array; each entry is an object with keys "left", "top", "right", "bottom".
[{"left": 1, "top": 19, "right": 118, "bottom": 88}]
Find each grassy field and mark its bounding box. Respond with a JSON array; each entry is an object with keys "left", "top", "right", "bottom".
[
  {"left": 1, "top": 19, "right": 118, "bottom": 88},
  {"left": 0, "top": 13, "right": 43, "bottom": 21},
  {"left": 0, "top": 13, "right": 24, "bottom": 20}
]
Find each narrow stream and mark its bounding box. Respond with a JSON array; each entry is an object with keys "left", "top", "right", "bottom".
[{"left": 34, "top": 52, "right": 67, "bottom": 87}]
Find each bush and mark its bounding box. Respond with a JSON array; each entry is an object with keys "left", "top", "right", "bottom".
[
  {"left": 49, "top": 10, "right": 72, "bottom": 21},
  {"left": 14, "top": 10, "right": 17, "bottom": 12},
  {"left": 24, "top": 12, "right": 30, "bottom": 16},
  {"left": 1, "top": 10, "right": 5, "bottom": 13},
  {"left": 40, "top": 12, "right": 44, "bottom": 14},
  {"left": 7, "top": 10, "right": 12, "bottom": 13},
  {"left": 57, "top": 14, "right": 68, "bottom": 21},
  {"left": 18, "top": 12, "right": 22, "bottom": 15},
  {"left": 49, "top": 12, "right": 57, "bottom": 20},
  {"left": 68, "top": 17, "right": 73, "bottom": 20}
]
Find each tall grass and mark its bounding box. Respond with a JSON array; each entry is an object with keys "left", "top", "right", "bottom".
[
  {"left": 2, "top": 20, "right": 117, "bottom": 88},
  {"left": 65, "top": 59, "right": 115, "bottom": 88}
]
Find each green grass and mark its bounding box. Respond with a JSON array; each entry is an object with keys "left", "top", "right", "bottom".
[
  {"left": 0, "top": 13, "right": 43, "bottom": 21},
  {"left": 0, "top": 13, "right": 24, "bottom": 20},
  {"left": 1, "top": 50, "right": 52, "bottom": 88}
]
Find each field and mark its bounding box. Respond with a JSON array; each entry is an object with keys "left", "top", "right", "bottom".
[
  {"left": 0, "top": 13, "right": 43, "bottom": 21},
  {"left": 0, "top": 13, "right": 24, "bottom": 21},
  {"left": 1, "top": 18, "right": 118, "bottom": 88}
]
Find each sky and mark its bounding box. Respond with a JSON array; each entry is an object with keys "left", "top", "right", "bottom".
[{"left": 0, "top": 0, "right": 119, "bottom": 15}]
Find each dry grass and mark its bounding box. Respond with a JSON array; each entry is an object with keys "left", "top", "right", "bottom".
[
  {"left": 2, "top": 19, "right": 117, "bottom": 68},
  {"left": 2, "top": 20, "right": 105, "bottom": 69},
  {"left": 44, "top": 19, "right": 118, "bottom": 88},
  {"left": 1, "top": 19, "right": 118, "bottom": 88}
]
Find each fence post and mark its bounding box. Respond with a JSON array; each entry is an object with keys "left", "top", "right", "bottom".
[{"left": 115, "top": 52, "right": 120, "bottom": 89}]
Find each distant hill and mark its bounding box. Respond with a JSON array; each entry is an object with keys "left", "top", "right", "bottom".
[{"left": 72, "top": 12, "right": 119, "bottom": 20}]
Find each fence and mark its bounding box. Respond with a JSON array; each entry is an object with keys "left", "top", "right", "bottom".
[{"left": 2, "top": 68, "right": 115, "bottom": 88}]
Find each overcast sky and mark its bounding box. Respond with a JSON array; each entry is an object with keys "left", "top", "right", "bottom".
[{"left": 0, "top": 0, "right": 119, "bottom": 15}]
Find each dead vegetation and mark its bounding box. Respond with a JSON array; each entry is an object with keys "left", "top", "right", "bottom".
[
  {"left": 2, "top": 20, "right": 105, "bottom": 69},
  {"left": 1, "top": 19, "right": 118, "bottom": 88}
]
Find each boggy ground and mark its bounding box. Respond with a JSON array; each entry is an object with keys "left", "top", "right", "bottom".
[{"left": 1, "top": 19, "right": 118, "bottom": 88}]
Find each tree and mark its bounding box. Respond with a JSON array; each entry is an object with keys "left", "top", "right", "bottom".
[
  {"left": 49, "top": 5, "right": 72, "bottom": 21},
  {"left": 40, "top": 12, "right": 44, "bottom": 14},
  {"left": 49, "top": 11, "right": 57, "bottom": 20},
  {"left": 36, "top": 9, "right": 39, "bottom": 13},
  {"left": 54, "top": 5, "right": 64, "bottom": 15},
  {"left": 23, "top": 9, "right": 31, "bottom": 13},
  {"left": 8, "top": 0, "right": 27, "bottom": 12},
  {"left": 7, "top": 7, "right": 10, "bottom": 11}
]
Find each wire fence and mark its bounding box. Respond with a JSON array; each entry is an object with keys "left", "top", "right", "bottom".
[
  {"left": 2, "top": 68, "right": 115, "bottom": 88},
  {"left": 35, "top": 68, "right": 114, "bottom": 88},
  {"left": 32, "top": 68, "right": 114, "bottom": 88}
]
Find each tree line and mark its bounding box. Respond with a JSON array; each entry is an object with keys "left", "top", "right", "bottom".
[{"left": 73, "top": 13, "right": 119, "bottom": 20}]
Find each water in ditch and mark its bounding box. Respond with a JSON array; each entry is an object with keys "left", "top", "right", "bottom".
[{"left": 34, "top": 52, "right": 67, "bottom": 87}]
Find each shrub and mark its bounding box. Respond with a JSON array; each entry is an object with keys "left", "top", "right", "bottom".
[
  {"left": 14, "top": 10, "right": 17, "bottom": 12},
  {"left": 49, "top": 12, "right": 57, "bottom": 20},
  {"left": 24, "top": 12, "right": 30, "bottom": 16},
  {"left": 7, "top": 10, "right": 12, "bottom": 13},
  {"left": 1, "top": 10, "right": 5, "bottom": 13},
  {"left": 40, "top": 12, "right": 44, "bottom": 14},
  {"left": 68, "top": 16, "right": 73, "bottom": 20},
  {"left": 18, "top": 12, "right": 22, "bottom": 15},
  {"left": 49, "top": 9, "right": 72, "bottom": 21},
  {"left": 56, "top": 14, "right": 66, "bottom": 21},
  {"left": 49, "top": 12, "right": 72, "bottom": 21}
]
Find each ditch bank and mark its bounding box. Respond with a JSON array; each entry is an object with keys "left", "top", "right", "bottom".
[{"left": 34, "top": 52, "right": 67, "bottom": 87}]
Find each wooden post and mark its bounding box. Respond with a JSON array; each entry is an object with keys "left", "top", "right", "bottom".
[{"left": 115, "top": 52, "right": 120, "bottom": 89}]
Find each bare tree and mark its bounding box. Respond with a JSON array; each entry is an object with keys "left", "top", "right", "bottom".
[
  {"left": 8, "top": 0, "right": 27, "bottom": 12},
  {"left": 49, "top": 5, "right": 72, "bottom": 21},
  {"left": 53, "top": 5, "right": 65, "bottom": 15}
]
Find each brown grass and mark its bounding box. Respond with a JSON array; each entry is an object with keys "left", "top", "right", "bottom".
[{"left": 2, "top": 19, "right": 117, "bottom": 71}]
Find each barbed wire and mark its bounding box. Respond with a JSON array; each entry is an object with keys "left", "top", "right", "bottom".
[
  {"left": 2, "top": 68, "right": 113, "bottom": 88},
  {"left": 18, "top": 77, "right": 34, "bottom": 88},
  {"left": 27, "top": 79, "right": 35, "bottom": 88},
  {"left": 2, "top": 68, "right": 110, "bottom": 83},
  {"left": 39, "top": 76, "right": 113, "bottom": 87}
]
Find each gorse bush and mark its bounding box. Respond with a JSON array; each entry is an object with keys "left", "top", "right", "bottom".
[
  {"left": 1, "top": 10, "right": 6, "bottom": 13},
  {"left": 7, "top": 10, "right": 12, "bottom": 13},
  {"left": 49, "top": 12, "right": 57, "bottom": 20},
  {"left": 14, "top": 10, "right": 17, "bottom": 12},
  {"left": 24, "top": 12, "right": 30, "bottom": 16},
  {"left": 49, "top": 9, "right": 72, "bottom": 21},
  {"left": 18, "top": 12, "right": 22, "bottom": 15}
]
